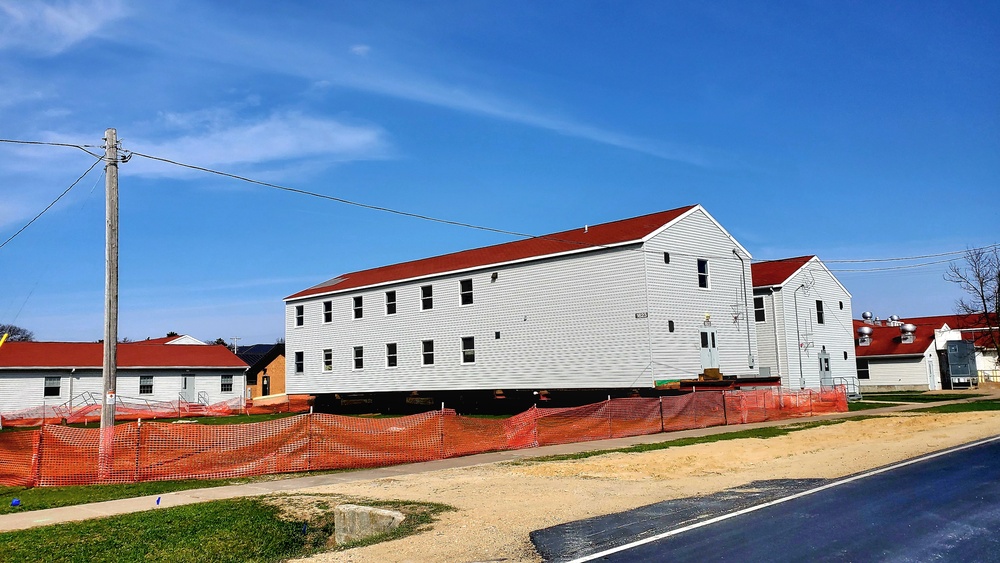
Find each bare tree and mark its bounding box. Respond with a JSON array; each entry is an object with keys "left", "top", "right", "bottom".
[
  {"left": 0, "top": 324, "right": 35, "bottom": 342},
  {"left": 945, "top": 246, "right": 1000, "bottom": 368}
]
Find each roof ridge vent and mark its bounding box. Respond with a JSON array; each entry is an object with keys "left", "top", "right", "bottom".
[
  {"left": 900, "top": 323, "right": 917, "bottom": 344},
  {"left": 857, "top": 325, "right": 873, "bottom": 346}
]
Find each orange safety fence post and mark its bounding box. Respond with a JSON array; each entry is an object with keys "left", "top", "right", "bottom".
[{"left": 29, "top": 428, "right": 42, "bottom": 488}]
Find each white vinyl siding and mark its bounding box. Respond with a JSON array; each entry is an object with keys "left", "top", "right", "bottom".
[
  {"left": 753, "top": 257, "right": 857, "bottom": 389},
  {"left": 284, "top": 207, "right": 761, "bottom": 394},
  {"left": 0, "top": 369, "right": 244, "bottom": 413}
]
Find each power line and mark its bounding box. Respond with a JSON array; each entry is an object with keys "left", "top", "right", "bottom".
[
  {"left": 0, "top": 156, "right": 104, "bottom": 251},
  {"left": 128, "top": 151, "right": 539, "bottom": 240},
  {"left": 827, "top": 256, "right": 962, "bottom": 272},
  {"left": 821, "top": 244, "right": 999, "bottom": 263},
  {"left": 0, "top": 138, "right": 104, "bottom": 159},
  {"left": 128, "top": 152, "right": 751, "bottom": 261}
]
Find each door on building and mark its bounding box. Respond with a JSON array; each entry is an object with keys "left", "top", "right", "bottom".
[
  {"left": 818, "top": 349, "right": 832, "bottom": 387},
  {"left": 181, "top": 374, "right": 196, "bottom": 403},
  {"left": 262, "top": 375, "right": 271, "bottom": 396},
  {"left": 699, "top": 327, "right": 720, "bottom": 371}
]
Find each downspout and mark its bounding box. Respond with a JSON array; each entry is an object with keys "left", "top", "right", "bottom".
[
  {"left": 642, "top": 245, "right": 653, "bottom": 382},
  {"left": 769, "top": 289, "right": 781, "bottom": 378},
  {"left": 733, "top": 249, "right": 754, "bottom": 369},
  {"left": 793, "top": 283, "right": 807, "bottom": 388}
]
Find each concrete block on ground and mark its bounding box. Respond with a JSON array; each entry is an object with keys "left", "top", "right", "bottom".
[{"left": 334, "top": 504, "right": 405, "bottom": 545}]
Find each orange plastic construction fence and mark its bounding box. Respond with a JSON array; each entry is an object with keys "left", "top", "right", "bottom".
[
  {"left": 0, "top": 386, "right": 847, "bottom": 487},
  {"left": 0, "top": 395, "right": 313, "bottom": 429}
]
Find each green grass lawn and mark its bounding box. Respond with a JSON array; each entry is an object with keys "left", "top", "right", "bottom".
[
  {"left": 848, "top": 401, "right": 904, "bottom": 411},
  {"left": 860, "top": 392, "right": 986, "bottom": 403},
  {"left": 0, "top": 495, "right": 453, "bottom": 563},
  {"left": 914, "top": 399, "right": 1000, "bottom": 413}
]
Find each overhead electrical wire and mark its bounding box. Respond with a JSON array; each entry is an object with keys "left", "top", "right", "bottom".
[
  {"left": 1, "top": 139, "right": 991, "bottom": 272},
  {"left": 0, "top": 156, "right": 104, "bottom": 251},
  {"left": 129, "top": 150, "right": 999, "bottom": 272},
  {"left": 0, "top": 138, "right": 104, "bottom": 159}
]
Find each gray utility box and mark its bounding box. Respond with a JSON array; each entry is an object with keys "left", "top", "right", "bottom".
[{"left": 947, "top": 340, "right": 978, "bottom": 389}]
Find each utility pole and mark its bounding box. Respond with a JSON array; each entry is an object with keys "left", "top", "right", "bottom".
[
  {"left": 99, "top": 128, "right": 119, "bottom": 478},
  {"left": 231, "top": 336, "right": 241, "bottom": 354}
]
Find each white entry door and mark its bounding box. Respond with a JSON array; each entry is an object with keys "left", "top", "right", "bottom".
[
  {"left": 700, "top": 328, "right": 720, "bottom": 371},
  {"left": 181, "top": 374, "right": 196, "bottom": 403}
]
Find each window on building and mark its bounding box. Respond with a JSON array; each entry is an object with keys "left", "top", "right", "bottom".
[
  {"left": 663, "top": 252, "right": 670, "bottom": 264},
  {"left": 294, "top": 351, "right": 304, "bottom": 373},
  {"left": 246, "top": 371, "right": 258, "bottom": 386},
  {"left": 422, "top": 340, "right": 434, "bottom": 365},
  {"left": 460, "top": 279, "right": 473, "bottom": 305},
  {"left": 139, "top": 375, "right": 153, "bottom": 395},
  {"left": 421, "top": 285, "right": 433, "bottom": 310},
  {"left": 385, "top": 291, "right": 397, "bottom": 315},
  {"left": 668, "top": 320, "right": 675, "bottom": 332},
  {"left": 43, "top": 376, "right": 60, "bottom": 397},
  {"left": 461, "top": 336, "right": 475, "bottom": 364},
  {"left": 353, "top": 346, "right": 364, "bottom": 370},
  {"left": 816, "top": 300, "right": 825, "bottom": 324},
  {"left": 221, "top": 375, "right": 233, "bottom": 393},
  {"left": 754, "top": 296, "right": 766, "bottom": 322},
  {"left": 323, "top": 348, "right": 333, "bottom": 371},
  {"left": 353, "top": 296, "right": 363, "bottom": 319},
  {"left": 697, "top": 259, "right": 709, "bottom": 288},
  {"left": 295, "top": 305, "right": 304, "bottom": 326},
  {"left": 386, "top": 343, "right": 397, "bottom": 367},
  {"left": 323, "top": 300, "right": 332, "bottom": 323},
  {"left": 856, "top": 358, "right": 870, "bottom": 379}
]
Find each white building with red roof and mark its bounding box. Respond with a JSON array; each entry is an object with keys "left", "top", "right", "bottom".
[
  {"left": 0, "top": 340, "right": 247, "bottom": 414},
  {"left": 854, "top": 313, "right": 998, "bottom": 390},
  {"left": 752, "top": 256, "right": 858, "bottom": 391},
  {"left": 284, "top": 204, "right": 761, "bottom": 405}
]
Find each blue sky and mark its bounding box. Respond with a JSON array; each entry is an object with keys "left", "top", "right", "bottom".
[{"left": 0, "top": 0, "right": 997, "bottom": 344}]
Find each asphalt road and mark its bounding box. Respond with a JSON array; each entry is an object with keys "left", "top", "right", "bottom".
[{"left": 534, "top": 436, "right": 1000, "bottom": 562}]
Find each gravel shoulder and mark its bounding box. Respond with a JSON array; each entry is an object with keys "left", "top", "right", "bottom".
[{"left": 294, "top": 410, "right": 1000, "bottom": 563}]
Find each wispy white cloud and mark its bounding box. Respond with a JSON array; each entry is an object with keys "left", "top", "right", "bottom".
[
  {"left": 0, "top": 0, "right": 126, "bottom": 55},
  {"left": 125, "top": 111, "right": 390, "bottom": 177},
  {"left": 350, "top": 44, "right": 371, "bottom": 56}
]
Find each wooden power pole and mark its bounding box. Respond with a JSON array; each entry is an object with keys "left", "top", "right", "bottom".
[{"left": 99, "top": 128, "right": 119, "bottom": 478}]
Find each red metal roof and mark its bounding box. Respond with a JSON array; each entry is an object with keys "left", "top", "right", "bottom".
[
  {"left": 751, "top": 256, "right": 815, "bottom": 288},
  {"left": 853, "top": 320, "right": 935, "bottom": 357},
  {"left": 0, "top": 342, "right": 247, "bottom": 369},
  {"left": 903, "top": 314, "right": 998, "bottom": 349},
  {"left": 286, "top": 205, "right": 698, "bottom": 300}
]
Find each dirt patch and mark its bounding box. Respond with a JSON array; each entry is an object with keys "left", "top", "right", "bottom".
[{"left": 294, "top": 411, "right": 1000, "bottom": 563}]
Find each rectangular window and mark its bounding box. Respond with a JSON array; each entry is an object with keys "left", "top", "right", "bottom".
[
  {"left": 43, "top": 376, "right": 60, "bottom": 397},
  {"left": 353, "top": 346, "right": 364, "bottom": 370},
  {"left": 139, "top": 375, "right": 153, "bottom": 395},
  {"left": 386, "top": 343, "right": 398, "bottom": 368},
  {"left": 460, "top": 279, "right": 473, "bottom": 305},
  {"left": 323, "top": 300, "right": 332, "bottom": 323},
  {"left": 856, "top": 358, "right": 870, "bottom": 379},
  {"left": 323, "top": 348, "right": 333, "bottom": 371},
  {"left": 295, "top": 305, "right": 304, "bottom": 326},
  {"left": 754, "top": 296, "right": 766, "bottom": 322},
  {"left": 221, "top": 375, "right": 233, "bottom": 393},
  {"left": 353, "top": 296, "right": 363, "bottom": 319},
  {"left": 385, "top": 291, "right": 397, "bottom": 315},
  {"left": 422, "top": 340, "right": 434, "bottom": 365},
  {"left": 246, "top": 371, "right": 257, "bottom": 386},
  {"left": 294, "top": 351, "right": 304, "bottom": 373},
  {"left": 663, "top": 252, "right": 670, "bottom": 264},
  {"left": 421, "top": 285, "right": 433, "bottom": 310},
  {"left": 697, "top": 259, "right": 709, "bottom": 288},
  {"left": 816, "top": 300, "right": 825, "bottom": 324},
  {"left": 461, "top": 336, "right": 475, "bottom": 364}
]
